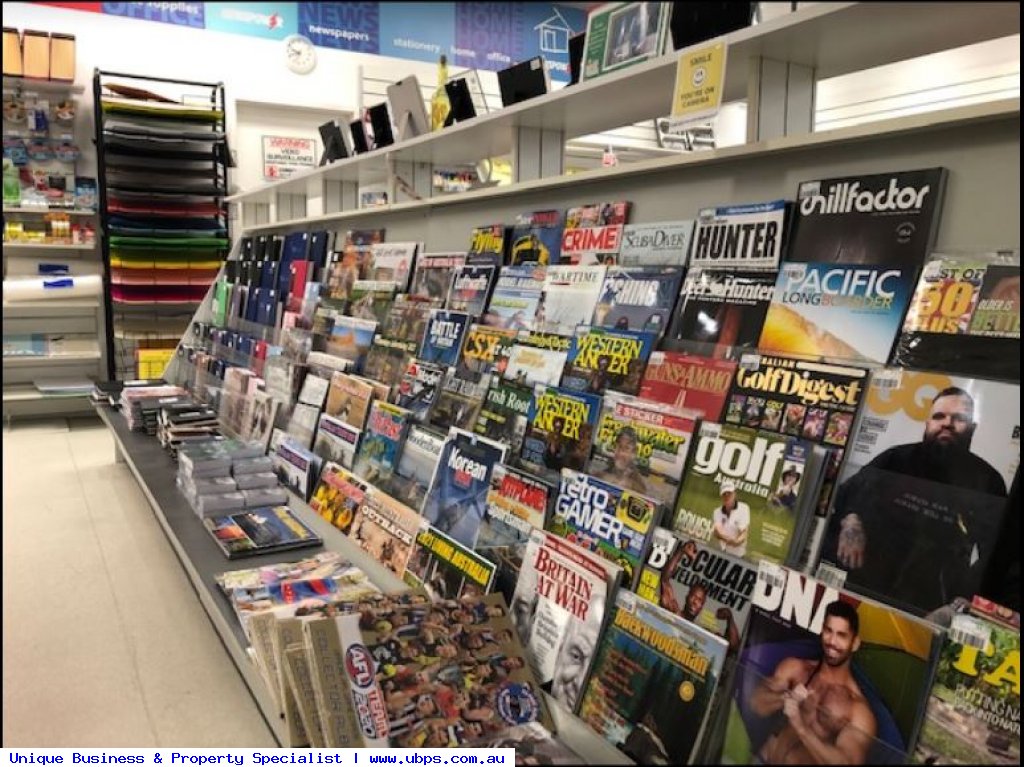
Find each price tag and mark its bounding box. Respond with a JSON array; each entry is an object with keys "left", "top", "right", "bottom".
[
  {"left": 950, "top": 615, "right": 992, "bottom": 650},
  {"left": 739, "top": 353, "right": 762, "bottom": 371},
  {"left": 814, "top": 562, "right": 848, "bottom": 590},
  {"left": 757, "top": 560, "right": 786, "bottom": 590},
  {"left": 871, "top": 368, "right": 903, "bottom": 391},
  {"left": 701, "top": 422, "right": 722, "bottom": 439}
]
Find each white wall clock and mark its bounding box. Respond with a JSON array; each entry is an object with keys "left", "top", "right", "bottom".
[{"left": 284, "top": 34, "right": 317, "bottom": 75}]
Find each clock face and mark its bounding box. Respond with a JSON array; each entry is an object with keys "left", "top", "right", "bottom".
[{"left": 284, "top": 35, "right": 316, "bottom": 75}]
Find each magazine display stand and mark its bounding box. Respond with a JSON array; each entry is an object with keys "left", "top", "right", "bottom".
[{"left": 94, "top": 1, "right": 1019, "bottom": 757}]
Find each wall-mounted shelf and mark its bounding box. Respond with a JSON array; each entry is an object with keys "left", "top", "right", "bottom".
[
  {"left": 226, "top": 1, "right": 1020, "bottom": 220},
  {"left": 3, "top": 351, "right": 101, "bottom": 367},
  {"left": 2, "top": 241, "right": 96, "bottom": 251},
  {"left": 3, "top": 299, "right": 101, "bottom": 313},
  {"left": 3, "top": 207, "right": 98, "bottom": 216},
  {"left": 2, "top": 76, "right": 85, "bottom": 95}
]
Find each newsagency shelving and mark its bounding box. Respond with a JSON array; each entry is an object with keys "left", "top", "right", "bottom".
[
  {"left": 96, "top": 0, "right": 1020, "bottom": 756},
  {"left": 93, "top": 69, "right": 229, "bottom": 380}
]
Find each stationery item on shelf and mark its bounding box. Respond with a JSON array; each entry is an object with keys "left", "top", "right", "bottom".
[
  {"left": 548, "top": 468, "right": 662, "bottom": 590},
  {"left": 345, "top": 486, "right": 423, "bottom": 579},
  {"left": 483, "top": 264, "right": 547, "bottom": 331},
  {"left": 21, "top": 30, "right": 50, "bottom": 79},
  {"left": 578, "top": 590, "right": 729, "bottom": 765},
  {"left": 668, "top": 268, "right": 776, "bottom": 359},
  {"left": 474, "top": 377, "right": 535, "bottom": 459},
  {"left": 408, "top": 251, "right": 466, "bottom": 301},
  {"left": 512, "top": 528, "right": 622, "bottom": 713},
  {"left": 538, "top": 264, "right": 607, "bottom": 336},
  {"left": 418, "top": 308, "right": 470, "bottom": 366},
  {"left": 311, "top": 413, "right": 360, "bottom": 469},
  {"left": 377, "top": 424, "right": 444, "bottom": 512},
  {"left": 560, "top": 201, "right": 630, "bottom": 265},
  {"left": 690, "top": 200, "right": 789, "bottom": 272},
  {"left": 673, "top": 421, "right": 818, "bottom": 567},
  {"left": 581, "top": 1, "right": 673, "bottom": 81},
  {"left": 587, "top": 391, "right": 698, "bottom": 508},
  {"left": 817, "top": 369, "right": 1020, "bottom": 617},
  {"left": 758, "top": 261, "right": 919, "bottom": 364},
  {"left": 893, "top": 250, "right": 1021, "bottom": 380},
  {"left": 308, "top": 462, "right": 368, "bottom": 535},
  {"left": 3, "top": 27, "right": 23, "bottom": 77},
  {"left": 591, "top": 265, "right": 684, "bottom": 338},
  {"left": 421, "top": 427, "right": 508, "bottom": 549},
  {"left": 510, "top": 209, "right": 564, "bottom": 266},
  {"left": 405, "top": 524, "right": 497, "bottom": 598},
  {"left": 498, "top": 55, "right": 551, "bottom": 106},
  {"left": 617, "top": 220, "right": 695, "bottom": 266},
  {"left": 520, "top": 384, "right": 602, "bottom": 480},
  {"left": 639, "top": 350, "right": 737, "bottom": 421},
  {"left": 3, "top": 274, "right": 103, "bottom": 301},
  {"left": 478, "top": 464, "right": 555, "bottom": 550},
  {"left": 787, "top": 167, "right": 948, "bottom": 267},
  {"left": 459, "top": 324, "right": 517, "bottom": 377},
  {"left": 560, "top": 325, "right": 656, "bottom": 396},
  {"left": 202, "top": 506, "right": 322, "bottom": 560},
  {"left": 721, "top": 566, "right": 942, "bottom": 765},
  {"left": 351, "top": 400, "right": 412, "bottom": 488},
  {"left": 394, "top": 358, "right": 445, "bottom": 423}
]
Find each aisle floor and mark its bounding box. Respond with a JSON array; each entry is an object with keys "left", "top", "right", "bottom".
[{"left": 2, "top": 416, "right": 276, "bottom": 747}]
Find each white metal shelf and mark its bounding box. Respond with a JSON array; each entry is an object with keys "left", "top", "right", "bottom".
[
  {"left": 2, "top": 76, "right": 85, "bottom": 95},
  {"left": 2, "top": 241, "right": 97, "bottom": 251},
  {"left": 227, "top": 2, "right": 1021, "bottom": 206},
  {"left": 2, "top": 385, "right": 89, "bottom": 403},
  {"left": 3, "top": 299, "right": 101, "bottom": 312},
  {"left": 3, "top": 207, "right": 98, "bottom": 216},
  {"left": 238, "top": 98, "right": 1020, "bottom": 234},
  {"left": 3, "top": 351, "right": 102, "bottom": 367}
]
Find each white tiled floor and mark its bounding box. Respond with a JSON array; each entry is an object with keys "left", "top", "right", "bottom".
[{"left": 2, "top": 417, "right": 276, "bottom": 747}]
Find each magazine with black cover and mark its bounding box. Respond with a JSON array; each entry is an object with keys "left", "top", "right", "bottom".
[
  {"left": 639, "top": 350, "right": 737, "bottom": 421},
  {"left": 893, "top": 250, "right": 1021, "bottom": 381},
  {"left": 309, "top": 594, "right": 553, "bottom": 747},
  {"left": 360, "top": 339, "right": 412, "bottom": 400},
  {"left": 560, "top": 325, "right": 656, "bottom": 396},
  {"left": 591, "top": 265, "right": 684, "bottom": 338},
  {"left": 510, "top": 209, "right": 564, "bottom": 266},
  {"left": 673, "top": 422, "right": 817, "bottom": 566},
  {"left": 311, "top": 413, "right": 360, "bottom": 469},
  {"left": 818, "top": 369, "right": 1020, "bottom": 616},
  {"left": 548, "top": 468, "right": 662, "bottom": 590},
  {"left": 478, "top": 464, "right": 554, "bottom": 550},
  {"left": 721, "top": 566, "right": 942, "bottom": 765},
  {"left": 408, "top": 251, "right": 466, "bottom": 301},
  {"left": 538, "top": 264, "right": 607, "bottom": 336},
  {"left": 460, "top": 324, "right": 518, "bottom": 377},
  {"left": 446, "top": 254, "right": 501, "bottom": 317},
  {"left": 474, "top": 377, "right": 535, "bottom": 459},
  {"left": 669, "top": 268, "right": 776, "bottom": 359},
  {"left": 690, "top": 200, "right": 788, "bottom": 272},
  {"left": 377, "top": 294, "right": 439, "bottom": 355},
  {"left": 788, "top": 168, "right": 948, "bottom": 267},
  {"left": 468, "top": 223, "right": 509, "bottom": 262},
  {"left": 578, "top": 590, "right": 729, "bottom": 764},
  {"left": 512, "top": 528, "right": 622, "bottom": 712},
  {"left": 203, "top": 506, "right": 322, "bottom": 559},
  {"left": 394, "top": 358, "right": 445, "bottom": 423},
  {"left": 421, "top": 427, "right": 508, "bottom": 549},
  {"left": 352, "top": 400, "right": 412, "bottom": 488},
  {"left": 520, "top": 384, "right": 602, "bottom": 480},
  {"left": 429, "top": 366, "right": 492, "bottom": 433},
  {"left": 404, "top": 524, "right": 497, "bottom": 599},
  {"left": 617, "top": 220, "right": 694, "bottom": 266},
  {"left": 378, "top": 424, "right": 444, "bottom": 513},
  {"left": 419, "top": 309, "right": 470, "bottom": 366},
  {"left": 560, "top": 201, "right": 630, "bottom": 265},
  {"left": 758, "top": 261, "right": 918, "bottom": 364},
  {"left": 588, "top": 391, "right": 699, "bottom": 508},
  {"left": 484, "top": 264, "right": 547, "bottom": 331}
]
